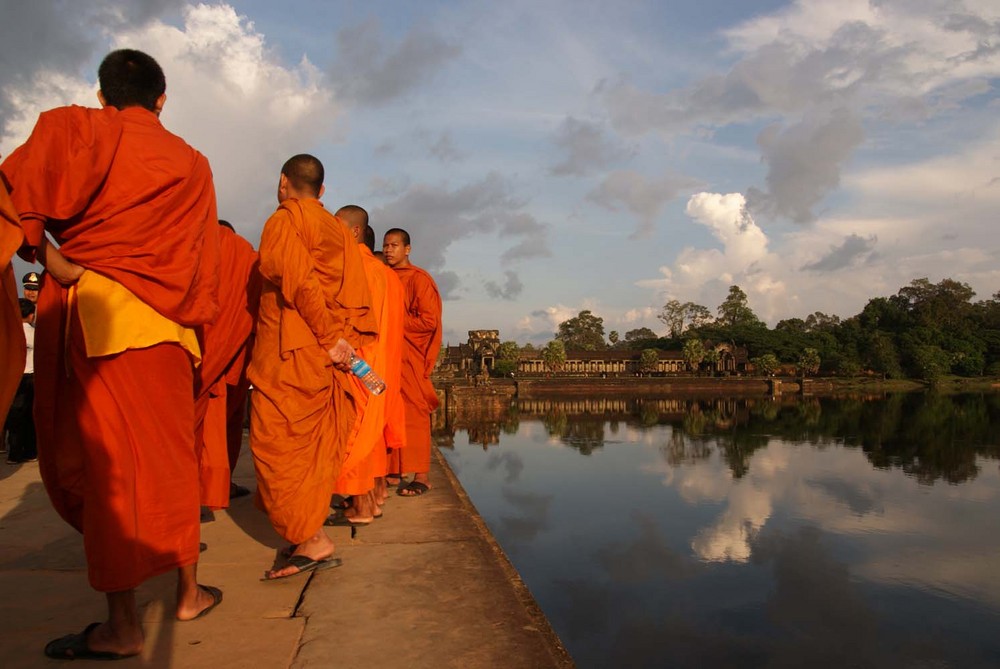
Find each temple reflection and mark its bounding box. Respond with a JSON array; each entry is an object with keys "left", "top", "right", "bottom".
[{"left": 437, "top": 392, "right": 1000, "bottom": 484}]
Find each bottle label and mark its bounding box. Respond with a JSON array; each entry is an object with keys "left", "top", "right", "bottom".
[{"left": 351, "top": 357, "right": 372, "bottom": 377}]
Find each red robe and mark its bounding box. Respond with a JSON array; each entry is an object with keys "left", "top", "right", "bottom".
[
  {"left": 249, "top": 200, "right": 376, "bottom": 544},
  {"left": 194, "top": 227, "right": 260, "bottom": 509},
  {"left": 0, "top": 181, "right": 25, "bottom": 419},
  {"left": 334, "top": 245, "right": 405, "bottom": 496},
  {"left": 0, "top": 105, "right": 219, "bottom": 592},
  {"left": 393, "top": 265, "right": 441, "bottom": 475}
]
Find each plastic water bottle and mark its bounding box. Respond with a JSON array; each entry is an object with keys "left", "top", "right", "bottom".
[{"left": 350, "top": 354, "right": 386, "bottom": 395}]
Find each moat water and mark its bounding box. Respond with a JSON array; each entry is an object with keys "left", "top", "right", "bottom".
[{"left": 438, "top": 391, "right": 1000, "bottom": 668}]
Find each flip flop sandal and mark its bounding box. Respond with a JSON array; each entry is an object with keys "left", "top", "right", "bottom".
[
  {"left": 44, "top": 623, "right": 139, "bottom": 660},
  {"left": 397, "top": 480, "right": 430, "bottom": 496},
  {"left": 261, "top": 555, "right": 343, "bottom": 582}
]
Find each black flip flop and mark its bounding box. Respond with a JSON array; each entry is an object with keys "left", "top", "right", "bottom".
[
  {"left": 330, "top": 494, "right": 352, "bottom": 510},
  {"left": 397, "top": 480, "right": 430, "bottom": 496},
  {"left": 324, "top": 513, "right": 372, "bottom": 527},
  {"left": 261, "top": 555, "right": 342, "bottom": 582},
  {"left": 44, "top": 622, "right": 139, "bottom": 660},
  {"left": 185, "top": 585, "right": 223, "bottom": 621}
]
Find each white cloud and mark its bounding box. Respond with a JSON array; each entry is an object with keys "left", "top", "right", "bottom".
[
  {"left": 1, "top": 3, "right": 340, "bottom": 242},
  {"left": 115, "top": 4, "right": 338, "bottom": 235}
]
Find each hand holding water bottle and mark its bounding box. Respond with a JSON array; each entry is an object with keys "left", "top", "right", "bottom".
[{"left": 327, "top": 338, "right": 353, "bottom": 371}]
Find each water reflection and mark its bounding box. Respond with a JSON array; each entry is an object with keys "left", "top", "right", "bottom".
[
  {"left": 439, "top": 392, "right": 1000, "bottom": 668},
  {"left": 442, "top": 392, "right": 1000, "bottom": 484}
]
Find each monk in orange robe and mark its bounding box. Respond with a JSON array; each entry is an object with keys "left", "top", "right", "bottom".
[
  {"left": 0, "top": 180, "right": 26, "bottom": 422},
  {"left": 377, "top": 249, "right": 407, "bottom": 503},
  {"left": 382, "top": 228, "right": 442, "bottom": 496},
  {"left": 0, "top": 50, "right": 222, "bottom": 660},
  {"left": 249, "top": 155, "right": 376, "bottom": 579},
  {"left": 328, "top": 206, "right": 405, "bottom": 524},
  {"left": 194, "top": 221, "right": 261, "bottom": 509}
]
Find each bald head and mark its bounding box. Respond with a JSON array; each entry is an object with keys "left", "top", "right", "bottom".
[
  {"left": 336, "top": 204, "right": 372, "bottom": 248},
  {"left": 280, "top": 154, "right": 324, "bottom": 198},
  {"left": 336, "top": 204, "right": 368, "bottom": 230}
]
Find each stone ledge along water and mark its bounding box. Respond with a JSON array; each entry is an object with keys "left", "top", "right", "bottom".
[{"left": 0, "top": 437, "right": 574, "bottom": 669}]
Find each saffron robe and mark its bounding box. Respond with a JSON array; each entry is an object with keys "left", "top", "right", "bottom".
[
  {"left": 379, "top": 267, "right": 406, "bottom": 477},
  {"left": 249, "top": 198, "right": 376, "bottom": 544},
  {"left": 0, "top": 105, "right": 219, "bottom": 592},
  {"left": 194, "top": 227, "right": 260, "bottom": 509},
  {"left": 0, "top": 181, "right": 25, "bottom": 419},
  {"left": 333, "top": 245, "right": 405, "bottom": 496},
  {"left": 394, "top": 265, "right": 442, "bottom": 474}
]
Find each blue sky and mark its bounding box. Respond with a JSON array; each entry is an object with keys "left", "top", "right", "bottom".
[{"left": 2, "top": 0, "right": 999, "bottom": 346}]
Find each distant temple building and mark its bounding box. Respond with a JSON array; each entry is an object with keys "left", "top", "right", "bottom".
[{"left": 438, "top": 330, "right": 750, "bottom": 378}]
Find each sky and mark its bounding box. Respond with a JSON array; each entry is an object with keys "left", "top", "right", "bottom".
[{"left": 2, "top": 0, "right": 999, "bottom": 346}]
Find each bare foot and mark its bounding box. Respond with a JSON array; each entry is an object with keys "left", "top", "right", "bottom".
[
  {"left": 374, "top": 477, "right": 388, "bottom": 505},
  {"left": 265, "top": 531, "right": 335, "bottom": 579},
  {"left": 345, "top": 491, "right": 378, "bottom": 522},
  {"left": 176, "top": 585, "right": 222, "bottom": 621},
  {"left": 78, "top": 620, "right": 144, "bottom": 657}
]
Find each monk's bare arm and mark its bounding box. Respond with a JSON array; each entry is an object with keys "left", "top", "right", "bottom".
[
  {"left": 258, "top": 211, "right": 340, "bottom": 349},
  {"left": 405, "top": 275, "right": 441, "bottom": 334},
  {"left": 37, "top": 234, "right": 84, "bottom": 285}
]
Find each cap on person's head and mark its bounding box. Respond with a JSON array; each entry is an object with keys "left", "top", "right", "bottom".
[{"left": 22, "top": 272, "right": 40, "bottom": 289}]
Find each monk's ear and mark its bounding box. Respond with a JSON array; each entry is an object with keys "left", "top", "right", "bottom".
[
  {"left": 154, "top": 93, "right": 166, "bottom": 115},
  {"left": 97, "top": 90, "right": 108, "bottom": 108},
  {"left": 318, "top": 184, "right": 326, "bottom": 199}
]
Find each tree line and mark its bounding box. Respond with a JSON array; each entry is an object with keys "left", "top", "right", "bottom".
[{"left": 493, "top": 278, "right": 1000, "bottom": 381}]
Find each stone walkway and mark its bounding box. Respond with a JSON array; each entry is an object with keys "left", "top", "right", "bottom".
[{"left": 0, "top": 442, "right": 573, "bottom": 668}]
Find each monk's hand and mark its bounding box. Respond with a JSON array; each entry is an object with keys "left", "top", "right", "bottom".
[
  {"left": 48, "top": 260, "right": 85, "bottom": 285},
  {"left": 38, "top": 237, "right": 85, "bottom": 285},
  {"left": 328, "top": 338, "right": 354, "bottom": 371}
]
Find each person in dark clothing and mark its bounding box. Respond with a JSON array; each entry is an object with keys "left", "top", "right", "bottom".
[{"left": 5, "top": 298, "right": 36, "bottom": 464}]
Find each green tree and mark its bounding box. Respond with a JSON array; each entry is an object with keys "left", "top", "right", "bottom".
[
  {"left": 682, "top": 339, "right": 705, "bottom": 373},
  {"left": 703, "top": 348, "right": 720, "bottom": 375},
  {"left": 555, "top": 310, "right": 606, "bottom": 350},
  {"left": 492, "top": 340, "right": 521, "bottom": 377},
  {"left": 623, "top": 327, "right": 657, "bottom": 348},
  {"left": 541, "top": 340, "right": 566, "bottom": 372},
  {"left": 751, "top": 353, "right": 779, "bottom": 376},
  {"left": 640, "top": 348, "right": 660, "bottom": 374},
  {"left": 798, "top": 348, "right": 821, "bottom": 376},
  {"left": 496, "top": 341, "right": 520, "bottom": 361},
  {"left": 717, "top": 285, "right": 765, "bottom": 328},
  {"left": 686, "top": 303, "right": 715, "bottom": 331},
  {"left": 804, "top": 312, "right": 840, "bottom": 332},
  {"left": 775, "top": 317, "right": 807, "bottom": 334},
  {"left": 659, "top": 299, "right": 714, "bottom": 337},
  {"left": 897, "top": 277, "right": 975, "bottom": 329}
]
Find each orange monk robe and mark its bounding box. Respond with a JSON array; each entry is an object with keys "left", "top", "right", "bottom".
[
  {"left": 0, "top": 181, "right": 25, "bottom": 420},
  {"left": 394, "top": 265, "right": 442, "bottom": 475},
  {"left": 194, "top": 227, "right": 261, "bottom": 509},
  {"left": 0, "top": 105, "right": 219, "bottom": 592},
  {"left": 382, "top": 268, "right": 407, "bottom": 476},
  {"left": 249, "top": 199, "right": 376, "bottom": 544},
  {"left": 333, "top": 245, "right": 407, "bottom": 496}
]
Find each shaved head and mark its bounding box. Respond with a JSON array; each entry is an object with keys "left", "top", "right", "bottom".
[
  {"left": 336, "top": 204, "right": 369, "bottom": 230},
  {"left": 337, "top": 204, "right": 374, "bottom": 250},
  {"left": 281, "top": 154, "right": 324, "bottom": 196},
  {"left": 98, "top": 49, "right": 165, "bottom": 112}
]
